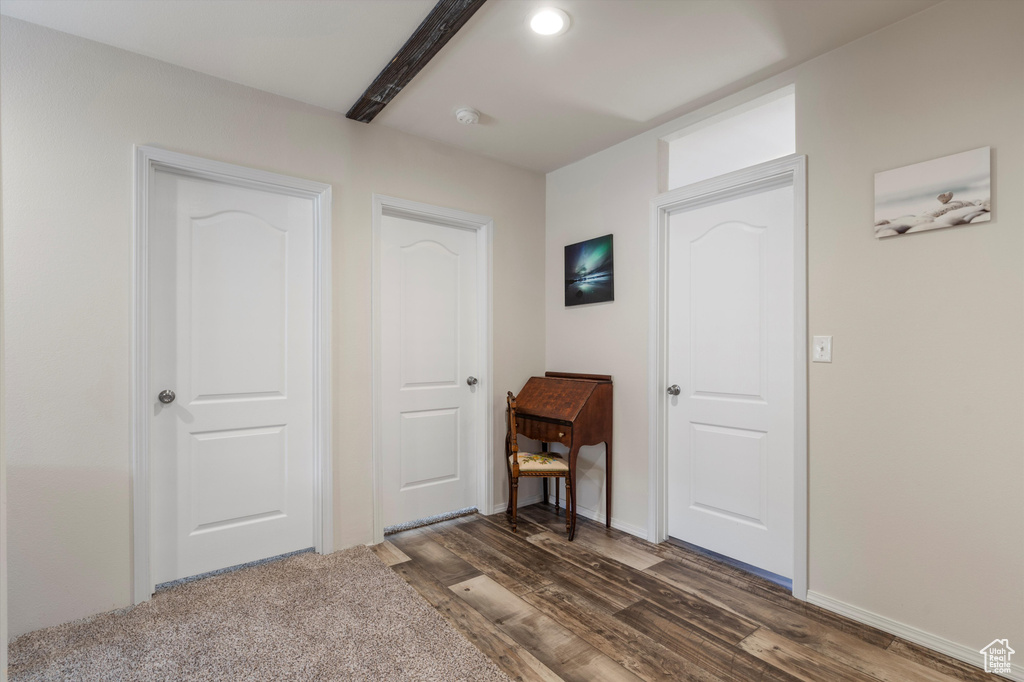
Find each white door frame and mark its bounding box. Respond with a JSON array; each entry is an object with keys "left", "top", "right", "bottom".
[
  {"left": 131, "top": 145, "right": 333, "bottom": 603},
  {"left": 371, "top": 194, "right": 494, "bottom": 545},
  {"left": 647, "top": 154, "right": 808, "bottom": 598}
]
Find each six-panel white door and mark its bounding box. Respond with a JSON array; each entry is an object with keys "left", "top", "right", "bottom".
[
  {"left": 666, "top": 180, "right": 795, "bottom": 578},
  {"left": 380, "top": 214, "right": 479, "bottom": 527},
  {"left": 150, "top": 168, "right": 315, "bottom": 585}
]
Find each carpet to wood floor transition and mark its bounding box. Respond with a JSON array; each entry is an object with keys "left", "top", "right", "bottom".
[
  {"left": 8, "top": 504, "right": 1006, "bottom": 681},
  {"left": 8, "top": 545, "right": 510, "bottom": 682}
]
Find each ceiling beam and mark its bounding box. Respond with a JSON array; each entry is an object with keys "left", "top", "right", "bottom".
[{"left": 346, "top": 0, "right": 488, "bottom": 123}]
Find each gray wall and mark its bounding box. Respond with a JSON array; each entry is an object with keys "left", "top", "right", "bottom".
[
  {"left": 546, "top": 0, "right": 1023, "bottom": 659},
  {"left": 1, "top": 18, "right": 546, "bottom": 638}
]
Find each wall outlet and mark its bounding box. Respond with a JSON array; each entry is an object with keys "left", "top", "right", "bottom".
[{"left": 813, "top": 336, "right": 832, "bottom": 363}]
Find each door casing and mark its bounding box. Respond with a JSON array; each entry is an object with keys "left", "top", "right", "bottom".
[
  {"left": 132, "top": 145, "right": 333, "bottom": 603},
  {"left": 371, "top": 194, "right": 493, "bottom": 544},
  {"left": 647, "top": 154, "right": 808, "bottom": 598}
]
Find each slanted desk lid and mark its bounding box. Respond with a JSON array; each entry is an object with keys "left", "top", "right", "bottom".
[{"left": 514, "top": 377, "right": 597, "bottom": 423}]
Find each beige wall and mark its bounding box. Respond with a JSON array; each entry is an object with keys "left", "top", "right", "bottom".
[
  {"left": 799, "top": 0, "right": 1022, "bottom": 653},
  {"left": 547, "top": 0, "right": 1023, "bottom": 659},
  {"left": 1, "top": 18, "right": 546, "bottom": 638},
  {"left": 1, "top": 28, "right": 7, "bottom": 678}
]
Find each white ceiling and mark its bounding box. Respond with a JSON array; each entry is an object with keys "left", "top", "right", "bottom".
[{"left": 0, "top": 0, "right": 939, "bottom": 173}]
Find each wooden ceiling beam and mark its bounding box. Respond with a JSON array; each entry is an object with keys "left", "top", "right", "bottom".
[{"left": 346, "top": 0, "right": 488, "bottom": 123}]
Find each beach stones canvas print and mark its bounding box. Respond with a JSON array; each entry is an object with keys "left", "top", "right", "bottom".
[{"left": 874, "top": 146, "right": 991, "bottom": 238}]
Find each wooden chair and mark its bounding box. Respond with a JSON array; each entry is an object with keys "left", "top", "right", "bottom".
[{"left": 505, "top": 391, "right": 572, "bottom": 536}]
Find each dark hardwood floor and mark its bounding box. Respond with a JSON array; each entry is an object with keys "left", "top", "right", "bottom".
[{"left": 373, "top": 503, "right": 999, "bottom": 682}]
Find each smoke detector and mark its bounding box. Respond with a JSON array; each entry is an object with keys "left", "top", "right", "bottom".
[{"left": 455, "top": 107, "right": 481, "bottom": 125}]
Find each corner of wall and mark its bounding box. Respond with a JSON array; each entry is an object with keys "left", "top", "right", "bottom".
[{"left": 1, "top": 40, "right": 9, "bottom": 678}]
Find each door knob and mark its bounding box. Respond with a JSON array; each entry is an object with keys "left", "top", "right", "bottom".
[
  {"left": 466, "top": 376, "right": 479, "bottom": 386},
  {"left": 158, "top": 389, "right": 176, "bottom": 404},
  {"left": 667, "top": 384, "right": 681, "bottom": 396}
]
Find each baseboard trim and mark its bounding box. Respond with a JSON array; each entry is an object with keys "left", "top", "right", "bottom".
[
  {"left": 807, "top": 591, "right": 1023, "bottom": 681},
  {"left": 489, "top": 493, "right": 544, "bottom": 516},
  {"left": 547, "top": 497, "right": 647, "bottom": 539},
  {"left": 488, "top": 496, "right": 647, "bottom": 539}
]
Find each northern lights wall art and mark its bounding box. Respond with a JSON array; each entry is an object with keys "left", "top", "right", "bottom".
[{"left": 564, "top": 234, "right": 614, "bottom": 306}]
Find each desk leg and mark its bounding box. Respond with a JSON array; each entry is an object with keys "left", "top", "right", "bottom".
[
  {"left": 568, "top": 445, "right": 580, "bottom": 541},
  {"left": 564, "top": 475, "right": 572, "bottom": 535},
  {"left": 541, "top": 442, "right": 549, "bottom": 507},
  {"left": 542, "top": 442, "right": 558, "bottom": 515},
  {"left": 555, "top": 477, "right": 559, "bottom": 514},
  {"left": 605, "top": 440, "right": 612, "bottom": 529}
]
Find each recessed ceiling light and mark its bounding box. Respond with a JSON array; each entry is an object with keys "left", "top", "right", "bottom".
[{"left": 529, "top": 8, "right": 570, "bottom": 36}]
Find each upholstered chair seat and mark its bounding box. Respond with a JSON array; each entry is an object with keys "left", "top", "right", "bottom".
[{"left": 508, "top": 452, "right": 570, "bottom": 473}]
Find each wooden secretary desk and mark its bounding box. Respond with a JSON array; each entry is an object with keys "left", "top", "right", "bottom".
[{"left": 509, "top": 371, "right": 612, "bottom": 540}]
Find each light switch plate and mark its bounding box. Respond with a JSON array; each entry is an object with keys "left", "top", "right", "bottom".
[{"left": 813, "top": 336, "right": 832, "bottom": 363}]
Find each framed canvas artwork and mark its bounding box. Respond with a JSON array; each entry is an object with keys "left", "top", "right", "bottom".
[
  {"left": 874, "top": 146, "right": 991, "bottom": 238},
  {"left": 564, "top": 234, "right": 614, "bottom": 306}
]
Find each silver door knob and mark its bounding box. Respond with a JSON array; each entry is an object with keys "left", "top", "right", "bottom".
[
  {"left": 667, "top": 384, "right": 681, "bottom": 396},
  {"left": 466, "top": 376, "right": 479, "bottom": 386},
  {"left": 158, "top": 389, "right": 176, "bottom": 404}
]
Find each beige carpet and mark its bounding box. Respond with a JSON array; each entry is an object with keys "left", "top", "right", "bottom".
[{"left": 9, "top": 545, "right": 511, "bottom": 681}]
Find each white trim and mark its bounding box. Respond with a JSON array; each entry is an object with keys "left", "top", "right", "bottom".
[
  {"left": 659, "top": 84, "right": 795, "bottom": 145},
  {"left": 131, "top": 145, "right": 333, "bottom": 604},
  {"left": 371, "top": 194, "right": 494, "bottom": 545},
  {"left": 792, "top": 156, "right": 808, "bottom": 600},
  {"left": 489, "top": 493, "right": 544, "bottom": 516},
  {"left": 647, "top": 154, "right": 809, "bottom": 599},
  {"left": 489, "top": 491, "right": 647, "bottom": 539},
  {"left": 486, "top": 491, "right": 651, "bottom": 541},
  {"left": 315, "top": 181, "right": 334, "bottom": 560},
  {"left": 546, "top": 497, "right": 648, "bottom": 539},
  {"left": 807, "top": 591, "right": 1023, "bottom": 681}
]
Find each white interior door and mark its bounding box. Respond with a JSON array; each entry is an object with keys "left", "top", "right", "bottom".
[
  {"left": 380, "top": 214, "right": 480, "bottom": 527},
  {"left": 150, "top": 168, "right": 316, "bottom": 585},
  {"left": 666, "top": 179, "right": 795, "bottom": 578}
]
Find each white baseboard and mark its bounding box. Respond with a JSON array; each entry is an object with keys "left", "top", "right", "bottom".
[
  {"left": 489, "top": 493, "right": 544, "bottom": 516},
  {"left": 807, "top": 591, "right": 1023, "bottom": 681},
  {"left": 546, "top": 497, "right": 647, "bottom": 539},
  {"left": 489, "top": 495, "right": 647, "bottom": 539}
]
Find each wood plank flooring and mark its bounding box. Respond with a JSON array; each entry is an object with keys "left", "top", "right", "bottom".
[{"left": 373, "top": 504, "right": 999, "bottom": 682}]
